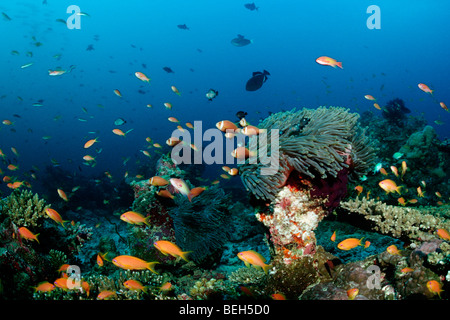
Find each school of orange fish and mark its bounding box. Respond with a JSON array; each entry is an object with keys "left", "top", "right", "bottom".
[{"left": 2, "top": 55, "right": 448, "bottom": 300}]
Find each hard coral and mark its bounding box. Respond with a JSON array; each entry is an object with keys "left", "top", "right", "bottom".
[{"left": 1, "top": 190, "right": 49, "bottom": 227}]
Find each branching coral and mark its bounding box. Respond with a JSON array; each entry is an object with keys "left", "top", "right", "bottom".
[
  {"left": 239, "top": 106, "right": 375, "bottom": 202},
  {"left": 339, "top": 197, "right": 450, "bottom": 242},
  {"left": 0, "top": 190, "right": 50, "bottom": 227}
]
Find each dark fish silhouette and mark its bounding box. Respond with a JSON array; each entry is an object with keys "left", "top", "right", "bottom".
[
  {"left": 231, "top": 34, "right": 252, "bottom": 47},
  {"left": 244, "top": 3, "right": 258, "bottom": 11},
  {"left": 177, "top": 24, "right": 189, "bottom": 30},
  {"left": 236, "top": 111, "right": 248, "bottom": 120},
  {"left": 245, "top": 70, "right": 270, "bottom": 91},
  {"left": 86, "top": 44, "right": 94, "bottom": 51},
  {"left": 163, "top": 67, "right": 174, "bottom": 73}
]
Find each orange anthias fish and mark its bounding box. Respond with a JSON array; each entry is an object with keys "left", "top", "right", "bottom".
[
  {"left": 386, "top": 245, "right": 401, "bottom": 255},
  {"left": 354, "top": 185, "right": 363, "bottom": 195},
  {"left": 34, "top": 281, "right": 56, "bottom": 292},
  {"left": 439, "top": 102, "right": 448, "bottom": 112},
  {"left": 97, "top": 252, "right": 109, "bottom": 267},
  {"left": 379, "top": 168, "right": 388, "bottom": 176},
  {"left": 164, "top": 102, "right": 172, "bottom": 109},
  {"left": 390, "top": 166, "right": 399, "bottom": 177},
  {"left": 437, "top": 228, "right": 450, "bottom": 241},
  {"left": 401, "top": 161, "right": 407, "bottom": 177},
  {"left": 159, "top": 282, "right": 173, "bottom": 292},
  {"left": 426, "top": 280, "right": 443, "bottom": 298},
  {"left": 45, "top": 208, "right": 67, "bottom": 228},
  {"left": 170, "top": 178, "right": 191, "bottom": 197},
  {"left": 135, "top": 71, "right": 150, "bottom": 82},
  {"left": 120, "top": 211, "right": 150, "bottom": 226},
  {"left": 97, "top": 290, "right": 117, "bottom": 300},
  {"left": 330, "top": 231, "right": 336, "bottom": 242},
  {"left": 364, "top": 95, "right": 376, "bottom": 101},
  {"left": 153, "top": 240, "right": 191, "bottom": 262},
  {"left": 149, "top": 176, "right": 169, "bottom": 186},
  {"left": 397, "top": 197, "right": 406, "bottom": 206},
  {"left": 54, "top": 278, "right": 68, "bottom": 290},
  {"left": 315, "top": 56, "right": 343, "bottom": 69},
  {"left": 168, "top": 116, "right": 179, "bottom": 123},
  {"left": 337, "top": 238, "right": 364, "bottom": 251},
  {"left": 418, "top": 83, "right": 433, "bottom": 94},
  {"left": 347, "top": 288, "right": 359, "bottom": 300},
  {"left": 378, "top": 179, "right": 402, "bottom": 194},
  {"left": 123, "top": 279, "right": 147, "bottom": 292},
  {"left": 18, "top": 227, "right": 39, "bottom": 244},
  {"left": 373, "top": 103, "right": 381, "bottom": 110},
  {"left": 112, "top": 128, "right": 125, "bottom": 136},
  {"left": 7, "top": 164, "right": 18, "bottom": 171},
  {"left": 171, "top": 86, "right": 181, "bottom": 96},
  {"left": 112, "top": 255, "right": 159, "bottom": 274},
  {"left": 84, "top": 137, "right": 99, "bottom": 149},
  {"left": 7, "top": 181, "right": 23, "bottom": 189},
  {"left": 271, "top": 293, "right": 286, "bottom": 300},
  {"left": 57, "top": 188, "right": 69, "bottom": 201},
  {"left": 237, "top": 250, "right": 272, "bottom": 274},
  {"left": 113, "top": 89, "right": 122, "bottom": 97},
  {"left": 417, "top": 186, "right": 425, "bottom": 197},
  {"left": 228, "top": 168, "right": 239, "bottom": 176}
]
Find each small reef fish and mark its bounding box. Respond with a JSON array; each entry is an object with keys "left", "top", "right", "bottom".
[
  {"left": 390, "top": 166, "right": 399, "bottom": 177},
  {"left": 417, "top": 186, "right": 425, "bottom": 197},
  {"left": 401, "top": 161, "right": 407, "bottom": 177},
  {"left": 426, "top": 280, "right": 443, "bottom": 298},
  {"left": 149, "top": 176, "right": 169, "bottom": 186},
  {"left": 378, "top": 179, "right": 402, "bottom": 194},
  {"left": 393, "top": 152, "right": 403, "bottom": 160},
  {"left": 45, "top": 208, "right": 67, "bottom": 228},
  {"left": 187, "top": 186, "right": 206, "bottom": 202},
  {"left": 315, "top": 56, "right": 343, "bottom": 69},
  {"left": 237, "top": 250, "right": 272, "bottom": 274},
  {"left": 271, "top": 293, "right": 286, "bottom": 300},
  {"left": 112, "top": 128, "right": 133, "bottom": 137},
  {"left": 241, "top": 125, "right": 260, "bottom": 136},
  {"left": 206, "top": 89, "right": 219, "bottom": 101},
  {"left": 354, "top": 185, "right": 363, "bottom": 195},
  {"left": 373, "top": 103, "right": 381, "bottom": 110},
  {"left": 386, "top": 245, "right": 401, "bottom": 255},
  {"left": 166, "top": 137, "right": 181, "bottom": 147},
  {"left": 337, "top": 238, "right": 364, "bottom": 251},
  {"left": 216, "top": 120, "right": 237, "bottom": 132},
  {"left": 113, "top": 89, "right": 122, "bottom": 97},
  {"left": 171, "top": 86, "right": 181, "bottom": 96},
  {"left": 418, "top": 83, "right": 433, "bottom": 94},
  {"left": 123, "top": 279, "right": 147, "bottom": 292},
  {"left": 120, "top": 211, "right": 150, "bottom": 226},
  {"left": 330, "top": 231, "right": 336, "bottom": 242},
  {"left": 57, "top": 188, "right": 69, "bottom": 201},
  {"left": 135, "top": 71, "right": 150, "bottom": 82},
  {"left": 397, "top": 197, "right": 406, "bottom": 206},
  {"left": 437, "top": 228, "right": 450, "bottom": 241},
  {"left": 245, "top": 70, "right": 270, "bottom": 91},
  {"left": 97, "top": 290, "right": 117, "bottom": 300},
  {"left": 54, "top": 278, "right": 68, "bottom": 290},
  {"left": 156, "top": 190, "right": 175, "bottom": 199},
  {"left": 364, "top": 241, "right": 371, "bottom": 249},
  {"left": 170, "top": 178, "right": 191, "bottom": 197},
  {"left": 231, "top": 147, "right": 257, "bottom": 159},
  {"left": 439, "top": 102, "right": 448, "bottom": 112},
  {"left": 18, "top": 227, "right": 39, "bottom": 244},
  {"left": 347, "top": 288, "right": 359, "bottom": 300},
  {"left": 159, "top": 282, "right": 173, "bottom": 292},
  {"left": 34, "top": 281, "right": 55, "bottom": 292},
  {"left": 112, "top": 255, "right": 159, "bottom": 273},
  {"left": 228, "top": 168, "right": 239, "bottom": 176},
  {"left": 97, "top": 252, "right": 109, "bottom": 267},
  {"left": 164, "top": 102, "right": 172, "bottom": 109},
  {"left": 153, "top": 240, "right": 191, "bottom": 262},
  {"left": 401, "top": 267, "right": 414, "bottom": 273},
  {"left": 364, "top": 95, "right": 376, "bottom": 101},
  {"left": 168, "top": 117, "right": 179, "bottom": 123}
]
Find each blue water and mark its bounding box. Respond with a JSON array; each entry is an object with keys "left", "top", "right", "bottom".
[{"left": 1, "top": 0, "right": 449, "bottom": 194}]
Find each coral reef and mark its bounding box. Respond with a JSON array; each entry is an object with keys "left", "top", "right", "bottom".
[
  {"left": 0, "top": 190, "right": 50, "bottom": 227},
  {"left": 239, "top": 106, "right": 375, "bottom": 202},
  {"left": 338, "top": 197, "right": 450, "bottom": 243}
]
